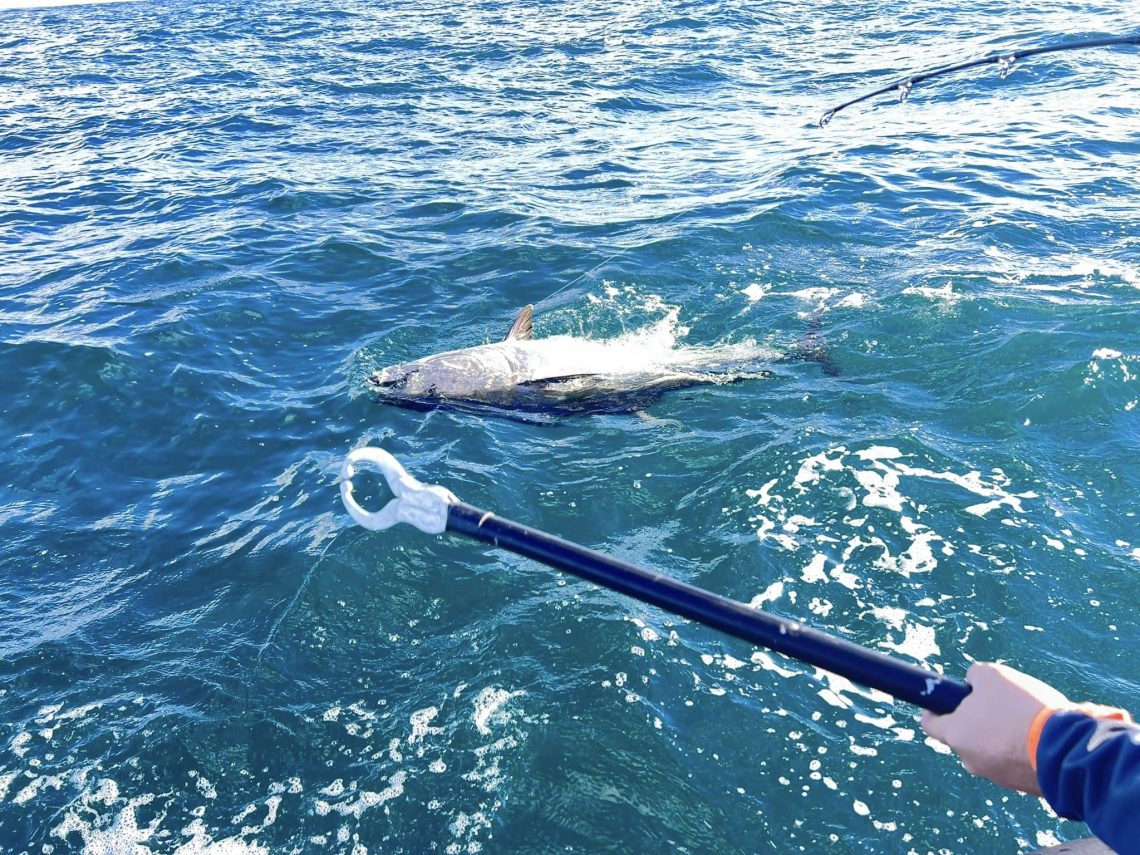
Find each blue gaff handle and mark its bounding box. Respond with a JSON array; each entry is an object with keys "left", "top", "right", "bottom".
[{"left": 446, "top": 502, "right": 971, "bottom": 715}]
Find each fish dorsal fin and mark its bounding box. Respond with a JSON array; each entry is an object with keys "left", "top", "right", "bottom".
[{"left": 504, "top": 305, "right": 534, "bottom": 341}]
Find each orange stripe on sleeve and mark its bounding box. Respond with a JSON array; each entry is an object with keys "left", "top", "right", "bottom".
[
  {"left": 1027, "top": 706, "right": 1060, "bottom": 772},
  {"left": 1026, "top": 704, "right": 1132, "bottom": 771}
]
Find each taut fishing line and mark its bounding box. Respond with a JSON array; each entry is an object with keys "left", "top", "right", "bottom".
[{"left": 535, "top": 207, "right": 691, "bottom": 309}]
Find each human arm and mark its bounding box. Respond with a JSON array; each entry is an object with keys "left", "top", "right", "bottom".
[
  {"left": 920, "top": 662, "right": 1140, "bottom": 853},
  {"left": 1034, "top": 707, "right": 1140, "bottom": 853}
]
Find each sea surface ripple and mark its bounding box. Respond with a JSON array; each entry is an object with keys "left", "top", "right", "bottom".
[{"left": 1, "top": 0, "right": 1138, "bottom": 852}]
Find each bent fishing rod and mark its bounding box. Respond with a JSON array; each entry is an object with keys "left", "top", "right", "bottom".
[
  {"left": 820, "top": 34, "right": 1140, "bottom": 127},
  {"left": 339, "top": 447, "right": 971, "bottom": 715}
]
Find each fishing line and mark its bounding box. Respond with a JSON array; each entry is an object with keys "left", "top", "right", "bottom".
[
  {"left": 255, "top": 533, "right": 338, "bottom": 667},
  {"left": 819, "top": 34, "right": 1140, "bottom": 127},
  {"left": 535, "top": 206, "right": 691, "bottom": 308}
]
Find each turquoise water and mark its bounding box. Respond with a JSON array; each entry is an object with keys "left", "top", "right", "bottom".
[{"left": 2, "top": 0, "right": 1139, "bottom": 852}]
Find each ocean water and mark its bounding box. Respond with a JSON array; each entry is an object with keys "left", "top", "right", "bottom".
[{"left": 2, "top": 0, "right": 1139, "bottom": 852}]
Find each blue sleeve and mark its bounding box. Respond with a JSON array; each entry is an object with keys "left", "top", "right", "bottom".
[{"left": 1036, "top": 709, "right": 1140, "bottom": 855}]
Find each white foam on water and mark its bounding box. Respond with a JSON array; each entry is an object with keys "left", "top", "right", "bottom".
[
  {"left": 1092, "top": 348, "right": 1123, "bottom": 360},
  {"left": 320, "top": 779, "right": 345, "bottom": 798},
  {"left": 902, "top": 282, "right": 962, "bottom": 303},
  {"left": 829, "top": 554, "right": 861, "bottom": 590},
  {"left": 0, "top": 770, "right": 18, "bottom": 800},
  {"left": 818, "top": 687, "right": 852, "bottom": 709},
  {"left": 321, "top": 770, "right": 408, "bottom": 820},
  {"left": 871, "top": 606, "right": 907, "bottom": 631},
  {"left": 638, "top": 624, "right": 659, "bottom": 642},
  {"left": 175, "top": 820, "right": 270, "bottom": 855},
  {"left": 806, "top": 597, "right": 833, "bottom": 617},
  {"left": 408, "top": 706, "right": 442, "bottom": 744},
  {"left": 14, "top": 773, "right": 63, "bottom": 805},
  {"left": 881, "top": 622, "right": 940, "bottom": 663},
  {"left": 1036, "top": 829, "right": 1063, "bottom": 848},
  {"left": 190, "top": 771, "right": 217, "bottom": 800},
  {"left": 745, "top": 478, "right": 780, "bottom": 506},
  {"left": 1063, "top": 257, "right": 1139, "bottom": 287},
  {"left": 750, "top": 650, "right": 798, "bottom": 679},
  {"left": 781, "top": 446, "right": 1037, "bottom": 542},
  {"left": 896, "top": 526, "right": 940, "bottom": 576},
  {"left": 463, "top": 734, "right": 518, "bottom": 794},
  {"left": 785, "top": 286, "right": 839, "bottom": 305},
  {"left": 854, "top": 446, "right": 903, "bottom": 462},
  {"left": 239, "top": 796, "right": 282, "bottom": 836},
  {"left": 793, "top": 448, "right": 846, "bottom": 490},
  {"left": 965, "top": 496, "right": 1022, "bottom": 517},
  {"left": 446, "top": 809, "right": 493, "bottom": 854},
  {"left": 812, "top": 669, "right": 891, "bottom": 707},
  {"left": 322, "top": 682, "right": 512, "bottom": 853},
  {"left": 471, "top": 688, "right": 522, "bottom": 737},
  {"left": 854, "top": 712, "right": 896, "bottom": 731},
  {"left": 749, "top": 580, "right": 784, "bottom": 607},
  {"left": 42, "top": 770, "right": 281, "bottom": 855},
  {"left": 784, "top": 513, "right": 816, "bottom": 533},
  {"left": 741, "top": 283, "right": 768, "bottom": 301},
  {"left": 753, "top": 514, "right": 799, "bottom": 550},
  {"left": 853, "top": 469, "right": 903, "bottom": 512},
  {"left": 835, "top": 292, "right": 867, "bottom": 308},
  {"left": 925, "top": 736, "right": 952, "bottom": 755},
  {"left": 11, "top": 731, "right": 32, "bottom": 757},
  {"left": 53, "top": 795, "right": 157, "bottom": 852},
  {"left": 34, "top": 703, "right": 63, "bottom": 722},
  {"left": 801, "top": 553, "right": 828, "bottom": 583}
]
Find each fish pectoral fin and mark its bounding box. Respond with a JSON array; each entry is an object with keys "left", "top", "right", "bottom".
[{"left": 504, "top": 305, "right": 534, "bottom": 341}]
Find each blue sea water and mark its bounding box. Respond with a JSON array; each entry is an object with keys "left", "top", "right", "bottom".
[{"left": 2, "top": 0, "right": 1139, "bottom": 852}]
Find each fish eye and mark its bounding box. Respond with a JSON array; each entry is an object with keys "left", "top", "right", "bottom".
[{"left": 392, "top": 369, "right": 419, "bottom": 390}]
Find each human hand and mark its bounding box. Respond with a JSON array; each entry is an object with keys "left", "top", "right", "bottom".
[{"left": 921, "top": 661, "right": 1070, "bottom": 795}]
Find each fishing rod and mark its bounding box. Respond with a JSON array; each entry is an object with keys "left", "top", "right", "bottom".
[
  {"left": 819, "top": 34, "right": 1140, "bottom": 127},
  {"left": 339, "top": 446, "right": 971, "bottom": 715}
]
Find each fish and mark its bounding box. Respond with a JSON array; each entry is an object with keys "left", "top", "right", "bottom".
[{"left": 367, "top": 305, "right": 816, "bottom": 417}]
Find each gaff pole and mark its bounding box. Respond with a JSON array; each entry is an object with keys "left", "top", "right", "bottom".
[{"left": 339, "top": 447, "right": 972, "bottom": 715}]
